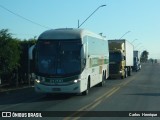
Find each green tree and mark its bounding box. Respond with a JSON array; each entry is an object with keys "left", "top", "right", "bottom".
[
  {"left": 18, "top": 38, "right": 36, "bottom": 85},
  {"left": 141, "top": 50, "right": 149, "bottom": 63},
  {"left": 0, "top": 29, "right": 21, "bottom": 85}
]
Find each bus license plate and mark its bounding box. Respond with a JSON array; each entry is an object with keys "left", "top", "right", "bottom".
[{"left": 52, "top": 88, "right": 61, "bottom": 91}]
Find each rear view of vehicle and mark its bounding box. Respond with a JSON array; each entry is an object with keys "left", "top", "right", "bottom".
[{"left": 133, "top": 50, "right": 141, "bottom": 72}]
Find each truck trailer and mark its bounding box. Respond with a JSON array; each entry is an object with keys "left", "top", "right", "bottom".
[
  {"left": 108, "top": 39, "right": 134, "bottom": 79},
  {"left": 133, "top": 50, "right": 141, "bottom": 72}
]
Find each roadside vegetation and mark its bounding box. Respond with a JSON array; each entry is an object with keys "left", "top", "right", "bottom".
[
  {"left": 0, "top": 29, "right": 36, "bottom": 88},
  {"left": 0, "top": 28, "right": 149, "bottom": 89}
]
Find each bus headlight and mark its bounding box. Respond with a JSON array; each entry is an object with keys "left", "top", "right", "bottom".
[
  {"left": 35, "top": 79, "right": 40, "bottom": 83},
  {"left": 74, "top": 79, "right": 80, "bottom": 83}
]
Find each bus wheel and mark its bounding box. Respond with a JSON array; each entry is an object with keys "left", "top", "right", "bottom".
[
  {"left": 82, "top": 80, "right": 90, "bottom": 95},
  {"left": 99, "top": 73, "right": 105, "bottom": 87}
]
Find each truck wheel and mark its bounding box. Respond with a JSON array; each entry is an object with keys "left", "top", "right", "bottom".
[
  {"left": 125, "top": 68, "right": 128, "bottom": 78},
  {"left": 121, "top": 75, "right": 124, "bottom": 79},
  {"left": 128, "top": 67, "right": 132, "bottom": 76},
  {"left": 121, "top": 69, "right": 126, "bottom": 79}
]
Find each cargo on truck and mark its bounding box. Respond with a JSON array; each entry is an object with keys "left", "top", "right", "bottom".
[{"left": 108, "top": 39, "right": 134, "bottom": 79}]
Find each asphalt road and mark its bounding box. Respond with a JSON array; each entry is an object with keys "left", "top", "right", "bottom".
[{"left": 0, "top": 63, "right": 160, "bottom": 120}]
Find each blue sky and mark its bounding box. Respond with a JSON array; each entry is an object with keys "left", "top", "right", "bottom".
[{"left": 0, "top": 0, "right": 160, "bottom": 59}]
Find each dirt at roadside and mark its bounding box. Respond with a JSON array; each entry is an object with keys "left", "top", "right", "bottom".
[{"left": 0, "top": 84, "right": 34, "bottom": 93}]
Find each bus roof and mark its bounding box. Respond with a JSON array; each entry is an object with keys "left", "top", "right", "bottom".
[{"left": 38, "top": 28, "right": 105, "bottom": 40}]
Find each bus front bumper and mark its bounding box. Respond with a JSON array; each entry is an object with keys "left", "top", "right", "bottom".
[{"left": 34, "top": 81, "right": 81, "bottom": 94}]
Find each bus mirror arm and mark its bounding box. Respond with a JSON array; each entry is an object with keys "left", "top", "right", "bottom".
[
  {"left": 83, "top": 59, "right": 86, "bottom": 65},
  {"left": 81, "top": 58, "right": 86, "bottom": 70}
]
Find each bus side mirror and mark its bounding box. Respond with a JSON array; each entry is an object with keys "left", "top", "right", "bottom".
[
  {"left": 81, "top": 58, "right": 86, "bottom": 71},
  {"left": 29, "top": 45, "right": 35, "bottom": 60},
  {"left": 81, "top": 44, "right": 86, "bottom": 58},
  {"left": 81, "top": 44, "right": 86, "bottom": 69}
]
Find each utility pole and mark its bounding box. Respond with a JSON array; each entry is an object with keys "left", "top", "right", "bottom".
[
  {"left": 119, "top": 31, "right": 131, "bottom": 39},
  {"left": 78, "top": 5, "right": 106, "bottom": 28}
]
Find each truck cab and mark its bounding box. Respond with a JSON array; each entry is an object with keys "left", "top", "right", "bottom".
[
  {"left": 109, "top": 50, "right": 126, "bottom": 79},
  {"left": 108, "top": 39, "right": 133, "bottom": 79}
]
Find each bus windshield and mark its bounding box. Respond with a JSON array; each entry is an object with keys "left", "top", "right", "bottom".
[{"left": 36, "top": 40, "right": 82, "bottom": 77}]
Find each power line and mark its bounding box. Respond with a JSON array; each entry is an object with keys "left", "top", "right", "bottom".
[{"left": 0, "top": 4, "right": 51, "bottom": 29}]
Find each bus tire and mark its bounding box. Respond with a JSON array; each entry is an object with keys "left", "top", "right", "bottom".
[
  {"left": 82, "top": 79, "right": 90, "bottom": 95},
  {"left": 99, "top": 73, "right": 105, "bottom": 87}
]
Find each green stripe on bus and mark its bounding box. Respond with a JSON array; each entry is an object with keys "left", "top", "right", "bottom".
[
  {"left": 45, "top": 75, "right": 79, "bottom": 83},
  {"left": 89, "top": 58, "right": 109, "bottom": 67}
]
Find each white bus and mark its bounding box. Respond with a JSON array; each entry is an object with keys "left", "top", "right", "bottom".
[{"left": 32, "top": 28, "right": 109, "bottom": 95}]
